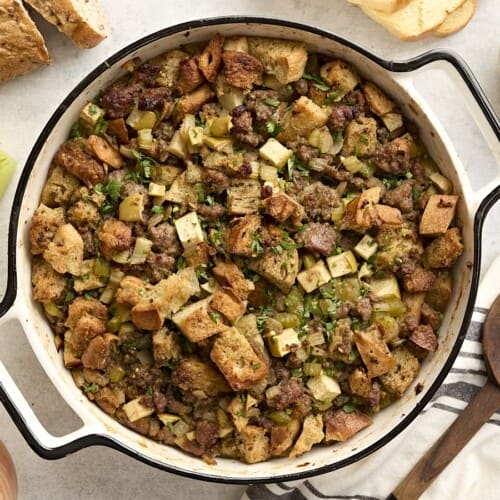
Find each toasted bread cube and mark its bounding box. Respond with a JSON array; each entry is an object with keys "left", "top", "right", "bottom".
[
  {"left": 419, "top": 194, "right": 459, "bottom": 236},
  {"left": 30, "top": 204, "right": 66, "bottom": 255},
  {"left": 259, "top": 138, "right": 293, "bottom": 169},
  {"left": 153, "top": 328, "right": 181, "bottom": 365},
  {"left": 270, "top": 420, "right": 301, "bottom": 457},
  {"left": 277, "top": 97, "right": 329, "bottom": 143},
  {"left": 210, "top": 287, "right": 246, "bottom": 324},
  {"left": 172, "top": 297, "right": 228, "bottom": 342},
  {"left": 236, "top": 425, "right": 270, "bottom": 464},
  {"left": 327, "top": 251, "right": 358, "bottom": 278},
  {"left": 262, "top": 192, "right": 305, "bottom": 226},
  {"left": 307, "top": 374, "right": 341, "bottom": 402},
  {"left": 375, "top": 204, "right": 403, "bottom": 226},
  {"left": 297, "top": 260, "right": 331, "bottom": 293},
  {"left": 289, "top": 414, "right": 324, "bottom": 459},
  {"left": 342, "top": 187, "right": 381, "bottom": 230},
  {"left": 379, "top": 346, "right": 419, "bottom": 397},
  {"left": 348, "top": 368, "right": 371, "bottom": 398},
  {"left": 224, "top": 36, "right": 249, "bottom": 52},
  {"left": 211, "top": 327, "right": 268, "bottom": 391},
  {"left": 354, "top": 324, "right": 395, "bottom": 378},
  {"left": 354, "top": 235, "right": 378, "bottom": 260},
  {"left": 212, "top": 261, "right": 255, "bottom": 301},
  {"left": 80, "top": 102, "right": 105, "bottom": 128},
  {"left": 171, "top": 357, "right": 230, "bottom": 396},
  {"left": 362, "top": 81, "right": 395, "bottom": 116},
  {"left": 226, "top": 214, "right": 261, "bottom": 256},
  {"left": 227, "top": 179, "right": 262, "bottom": 215},
  {"left": 173, "top": 84, "right": 215, "bottom": 125},
  {"left": 369, "top": 273, "right": 401, "bottom": 300},
  {"left": 32, "top": 259, "right": 67, "bottom": 303},
  {"left": 266, "top": 327, "right": 300, "bottom": 357},
  {"left": 320, "top": 60, "right": 359, "bottom": 99},
  {"left": 174, "top": 211, "right": 204, "bottom": 249},
  {"left": 87, "top": 134, "right": 123, "bottom": 169},
  {"left": 122, "top": 397, "right": 154, "bottom": 422},
  {"left": 247, "top": 37, "right": 307, "bottom": 84},
  {"left": 324, "top": 409, "right": 372, "bottom": 443},
  {"left": 131, "top": 303, "right": 163, "bottom": 330},
  {"left": 423, "top": 227, "right": 464, "bottom": 269},
  {"left": 342, "top": 117, "right": 378, "bottom": 157},
  {"left": 43, "top": 223, "right": 84, "bottom": 276}
]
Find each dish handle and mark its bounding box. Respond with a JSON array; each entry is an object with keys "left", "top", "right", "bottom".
[
  {"left": 0, "top": 304, "right": 105, "bottom": 459},
  {"left": 393, "top": 49, "right": 500, "bottom": 212}
]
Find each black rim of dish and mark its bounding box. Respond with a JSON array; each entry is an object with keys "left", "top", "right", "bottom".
[{"left": 0, "top": 16, "right": 499, "bottom": 484}]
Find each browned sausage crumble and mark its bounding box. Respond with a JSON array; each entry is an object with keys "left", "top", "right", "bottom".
[{"left": 30, "top": 34, "right": 463, "bottom": 464}]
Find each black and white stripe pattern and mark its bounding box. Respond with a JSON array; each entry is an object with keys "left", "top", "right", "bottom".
[{"left": 243, "top": 306, "right": 499, "bottom": 500}]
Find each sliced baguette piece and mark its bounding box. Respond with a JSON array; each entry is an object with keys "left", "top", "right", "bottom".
[
  {"left": 361, "top": 0, "right": 467, "bottom": 41},
  {"left": 0, "top": 0, "right": 50, "bottom": 82},
  {"left": 347, "top": 0, "right": 410, "bottom": 14},
  {"left": 25, "top": 0, "right": 109, "bottom": 49},
  {"left": 434, "top": 0, "right": 477, "bottom": 37}
]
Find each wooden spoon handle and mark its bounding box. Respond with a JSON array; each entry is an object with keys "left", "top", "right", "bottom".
[{"left": 391, "top": 380, "right": 500, "bottom": 500}]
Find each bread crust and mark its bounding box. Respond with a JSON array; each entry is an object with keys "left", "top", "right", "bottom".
[
  {"left": 25, "top": 0, "right": 109, "bottom": 49},
  {"left": 0, "top": 0, "right": 50, "bottom": 82}
]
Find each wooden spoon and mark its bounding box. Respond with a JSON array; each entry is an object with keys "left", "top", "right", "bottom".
[
  {"left": 391, "top": 295, "right": 500, "bottom": 500},
  {"left": 0, "top": 441, "right": 17, "bottom": 500}
]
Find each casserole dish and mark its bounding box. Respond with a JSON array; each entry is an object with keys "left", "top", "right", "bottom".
[{"left": 0, "top": 17, "right": 498, "bottom": 483}]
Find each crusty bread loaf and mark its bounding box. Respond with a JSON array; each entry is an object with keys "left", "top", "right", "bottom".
[
  {"left": 434, "top": 0, "right": 477, "bottom": 36},
  {"left": 361, "top": 0, "right": 467, "bottom": 40},
  {"left": 0, "top": 0, "right": 50, "bottom": 82},
  {"left": 25, "top": 0, "right": 109, "bottom": 49},
  {"left": 347, "top": 0, "right": 410, "bottom": 14}
]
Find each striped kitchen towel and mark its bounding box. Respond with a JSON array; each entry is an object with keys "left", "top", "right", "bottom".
[{"left": 242, "top": 257, "right": 500, "bottom": 500}]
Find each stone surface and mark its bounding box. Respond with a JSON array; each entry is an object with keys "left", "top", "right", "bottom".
[{"left": 0, "top": 1, "right": 498, "bottom": 498}]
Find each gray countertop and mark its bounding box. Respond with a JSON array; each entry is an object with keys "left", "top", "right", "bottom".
[{"left": 0, "top": 1, "right": 498, "bottom": 498}]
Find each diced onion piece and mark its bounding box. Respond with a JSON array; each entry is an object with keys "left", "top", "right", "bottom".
[
  {"left": 187, "top": 126, "right": 204, "bottom": 147},
  {"left": 358, "top": 262, "right": 373, "bottom": 280},
  {"left": 429, "top": 172, "right": 452, "bottom": 194},
  {"left": 179, "top": 114, "right": 197, "bottom": 142},
  {"left": 129, "top": 237, "right": 153, "bottom": 265},
  {"left": 307, "top": 330, "right": 325, "bottom": 346},
  {"left": 122, "top": 398, "right": 154, "bottom": 422}
]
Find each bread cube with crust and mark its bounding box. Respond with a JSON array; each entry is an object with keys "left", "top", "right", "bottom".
[
  {"left": 30, "top": 204, "right": 65, "bottom": 255},
  {"left": 116, "top": 276, "right": 153, "bottom": 307},
  {"left": 289, "top": 414, "right": 324, "bottom": 459},
  {"left": 43, "top": 223, "right": 84, "bottom": 276},
  {"left": 348, "top": 368, "right": 371, "bottom": 398},
  {"left": 342, "top": 187, "right": 381, "bottom": 231},
  {"left": 40, "top": 165, "right": 80, "bottom": 207},
  {"left": 173, "top": 84, "right": 215, "bottom": 125},
  {"left": 173, "top": 297, "right": 229, "bottom": 342},
  {"left": 247, "top": 37, "right": 307, "bottom": 84},
  {"left": 226, "top": 215, "right": 261, "bottom": 256},
  {"left": 342, "top": 117, "right": 378, "bottom": 157},
  {"left": 210, "top": 287, "right": 246, "bottom": 324},
  {"left": 362, "top": 81, "right": 395, "bottom": 116},
  {"left": 379, "top": 346, "right": 420, "bottom": 397},
  {"left": 423, "top": 227, "right": 463, "bottom": 269},
  {"left": 236, "top": 426, "right": 270, "bottom": 464},
  {"left": 262, "top": 192, "right": 305, "bottom": 226},
  {"left": 320, "top": 60, "right": 360, "bottom": 99},
  {"left": 227, "top": 179, "right": 262, "bottom": 215},
  {"left": 151, "top": 49, "right": 189, "bottom": 88},
  {"left": 31, "top": 259, "right": 66, "bottom": 303},
  {"left": 419, "top": 195, "right": 459, "bottom": 236},
  {"left": 375, "top": 204, "right": 403, "bottom": 226},
  {"left": 354, "top": 324, "right": 395, "bottom": 378},
  {"left": 277, "top": 97, "right": 329, "bottom": 143},
  {"left": 152, "top": 328, "right": 181, "bottom": 365},
  {"left": 212, "top": 261, "right": 255, "bottom": 300},
  {"left": 211, "top": 327, "right": 268, "bottom": 391},
  {"left": 324, "top": 409, "right": 372, "bottom": 442},
  {"left": 223, "top": 50, "right": 263, "bottom": 89},
  {"left": 171, "top": 357, "right": 230, "bottom": 397}
]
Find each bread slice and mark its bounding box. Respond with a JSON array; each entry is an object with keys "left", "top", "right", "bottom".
[
  {"left": 0, "top": 0, "right": 50, "bottom": 82},
  {"left": 25, "top": 0, "right": 109, "bottom": 49},
  {"left": 434, "top": 0, "right": 477, "bottom": 37},
  {"left": 348, "top": 0, "right": 410, "bottom": 14},
  {"left": 361, "top": 0, "right": 467, "bottom": 40}
]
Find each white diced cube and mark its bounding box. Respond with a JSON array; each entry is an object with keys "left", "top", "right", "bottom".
[
  {"left": 297, "top": 261, "right": 331, "bottom": 293},
  {"left": 326, "top": 251, "right": 358, "bottom": 278},
  {"left": 174, "top": 212, "right": 204, "bottom": 249},
  {"left": 259, "top": 138, "right": 293, "bottom": 169},
  {"left": 307, "top": 374, "right": 341, "bottom": 402}
]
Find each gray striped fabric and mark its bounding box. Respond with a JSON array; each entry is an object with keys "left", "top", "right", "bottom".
[{"left": 242, "top": 305, "right": 500, "bottom": 500}]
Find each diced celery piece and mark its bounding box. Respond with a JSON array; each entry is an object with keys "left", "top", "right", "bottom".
[
  {"left": 429, "top": 172, "right": 452, "bottom": 194},
  {"left": 306, "top": 374, "right": 341, "bottom": 402},
  {"left": 334, "top": 276, "right": 361, "bottom": 302},
  {"left": 373, "top": 299, "right": 406, "bottom": 317},
  {"left": 148, "top": 182, "right": 166, "bottom": 197},
  {"left": 203, "top": 136, "right": 233, "bottom": 151},
  {"left": 341, "top": 155, "right": 365, "bottom": 174},
  {"left": 302, "top": 253, "right": 316, "bottom": 270},
  {"left": 358, "top": 262, "right": 373, "bottom": 280},
  {"left": 297, "top": 260, "right": 331, "bottom": 293},
  {"left": 129, "top": 237, "right": 153, "bottom": 265},
  {"left": 119, "top": 193, "right": 145, "bottom": 222},
  {"left": 259, "top": 138, "right": 293, "bottom": 169},
  {"left": 354, "top": 234, "right": 378, "bottom": 260},
  {"left": 381, "top": 112, "right": 403, "bottom": 132},
  {"left": 210, "top": 116, "right": 233, "bottom": 137},
  {"left": 331, "top": 204, "right": 345, "bottom": 223},
  {"left": 266, "top": 328, "right": 300, "bottom": 357},
  {"left": 376, "top": 315, "right": 400, "bottom": 344},
  {"left": 93, "top": 258, "right": 110, "bottom": 278},
  {"left": 126, "top": 109, "right": 157, "bottom": 130},
  {"left": 44, "top": 302, "right": 63, "bottom": 318},
  {"left": 369, "top": 274, "right": 400, "bottom": 300},
  {"left": 326, "top": 251, "right": 358, "bottom": 278},
  {"left": 303, "top": 363, "right": 322, "bottom": 377}
]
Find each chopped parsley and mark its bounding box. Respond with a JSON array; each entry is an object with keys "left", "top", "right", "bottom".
[
  {"left": 250, "top": 232, "right": 264, "bottom": 255},
  {"left": 82, "top": 383, "right": 100, "bottom": 393},
  {"left": 303, "top": 72, "right": 330, "bottom": 92},
  {"left": 265, "top": 120, "right": 282, "bottom": 136},
  {"left": 93, "top": 116, "right": 108, "bottom": 136},
  {"left": 151, "top": 205, "right": 165, "bottom": 214},
  {"left": 209, "top": 311, "right": 220, "bottom": 323}
]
